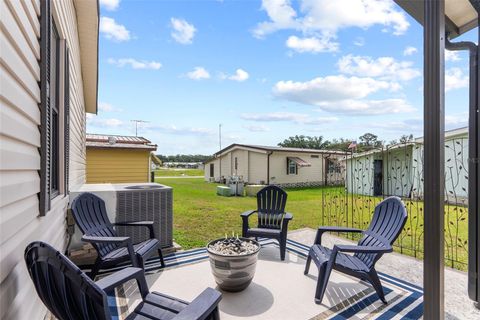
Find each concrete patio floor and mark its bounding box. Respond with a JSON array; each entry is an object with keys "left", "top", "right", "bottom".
[
  {"left": 116, "top": 228, "right": 479, "bottom": 319},
  {"left": 288, "top": 228, "right": 480, "bottom": 320}
]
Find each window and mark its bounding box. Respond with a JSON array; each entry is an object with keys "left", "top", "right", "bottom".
[
  {"left": 311, "top": 155, "right": 319, "bottom": 158},
  {"left": 39, "top": 0, "right": 70, "bottom": 215},
  {"left": 210, "top": 163, "right": 214, "bottom": 178},
  {"left": 234, "top": 157, "right": 238, "bottom": 170},
  {"left": 287, "top": 159, "right": 297, "bottom": 175}
]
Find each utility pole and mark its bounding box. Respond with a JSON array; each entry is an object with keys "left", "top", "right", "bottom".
[
  {"left": 131, "top": 120, "right": 148, "bottom": 136},
  {"left": 219, "top": 124, "right": 222, "bottom": 181}
]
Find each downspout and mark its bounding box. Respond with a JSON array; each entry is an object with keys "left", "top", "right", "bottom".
[
  {"left": 446, "top": 32, "right": 479, "bottom": 305},
  {"left": 267, "top": 151, "right": 272, "bottom": 185}
]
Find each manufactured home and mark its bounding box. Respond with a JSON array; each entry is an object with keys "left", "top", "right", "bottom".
[
  {"left": 0, "top": 0, "right": 98, "bottom": 318},
  {"left": 86, "top": 134, "right": 157, "bottom": 183},
  {"left": 346, "top": 127, "right": 468, "bottom": 202},
  {"left": 204, "top": 144, "right": 346, "bottom": 188}
]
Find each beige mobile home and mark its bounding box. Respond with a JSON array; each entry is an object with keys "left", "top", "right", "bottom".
[
  {"left": 204, "top": 144, "right": 345, "bottom": 188},
  {"left": 0, "top": 0, "right": 98, "bottom": 318}
]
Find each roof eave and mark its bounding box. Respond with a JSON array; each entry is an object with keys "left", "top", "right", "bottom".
[{"left": 73, "top": 0, "right": 99, "bottom": 114}]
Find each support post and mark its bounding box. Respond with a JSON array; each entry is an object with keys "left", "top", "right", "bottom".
[{"left": 423, "top": 0, "right": 445, "bottom": 318}]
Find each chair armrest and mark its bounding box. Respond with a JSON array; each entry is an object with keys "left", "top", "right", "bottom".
[
  {"left": 81, "top": 235, "right": 130, "bottom": 244},
  {"left": 174, "top": 288, "right": 222, "bottom": 320},
  {"left": 96, "top": 267, "right": 149, "bottom": 298},
  {"left": 240, "top": 210, "right": 256, "bottom": 218},
  {"left": 314, "top": 226, "right": 363, "bottom": 245},
  {"left": 284, "top": 212, "right": 293, "bottom": 220},
  {"left": 81, "top": 235, "right": 138, "bottom": 267},
  {"left": 114, "top": 221, "right": 155, "bottom": 239},
  {"left": 333, "top": 244, "right": 393, "bottom": 254}
]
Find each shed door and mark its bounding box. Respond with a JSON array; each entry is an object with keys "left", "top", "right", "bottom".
[{"left": 373, "top": 160, "right": 383, "bottom": 196}]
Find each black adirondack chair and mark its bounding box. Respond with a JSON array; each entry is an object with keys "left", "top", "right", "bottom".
[
  {"left": 71, "top": 192, "right": 165, "bottom": 279},
  {"left": 241, "top": 185, "right": 292, "bottom": 260},
  {"left": 304, "top": 196, "right": 407, "bottom": 304},
  {"left": 25, "top": 241, "right": 221, "bottom": 320}
]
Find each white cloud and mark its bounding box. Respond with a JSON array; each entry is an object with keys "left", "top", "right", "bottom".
[
  {"left": 253, "top": 0, "right": 409, "bottom": 50},
  {"left": 186, "top": 67, "right": 210, "bottom": 80},
  {"left": 108, "top": 58, "right": 162, "bottom": 70},
  {"left": 170, "top": 18, "right": 196, "bottom": 44},
  {"left": 98, "top": 102, "right": 122, "bottom": 112},
  {"left": 273, "top": 75, "right": 415, "bottom": 115},
  {"left": 227, "top": 69, "right": 249, "bottom": 82},
  {"left": 274, "top": 75, "right": 397, "bottom": 103},
  {"left": 100, "top": 0, "right": 120, "bottom": 11},
  {"left": 87, "top": 115, "right": 124, "bottom": 128},
  {"left": 148, "top": 124, "right": 214, "bottom": 136},
  {"left": 241, "top": 112, "right": 338, "bottom": 125},
  {"left": 445, "top": 68, "right": 468, "bottom": 91},
  {"left": 337, "top": 55, "right": 421, "bottom": 81},
  {"left": 243, "top": 124, "right": 271, "bottom": 132},
  {"left": 314, "top": 98, "right": 415, "bottom": 115},
  {"left": 445, "top": 112, "right": 468, "bottom": 128},
  {"left": 286, "top": 35, "right": 339, "bottom": 53},
  {"left": 403, "top": 46, "right": 417, "bottom": 56},
  {"left": 445, "top": 50, "right": 461, "bottom": 62},
  {"left": 353, "top": 37, "right": 365, "bottom": 47},
  {"left": 100, "top": 17, "right": 130, "bottom": 42}
]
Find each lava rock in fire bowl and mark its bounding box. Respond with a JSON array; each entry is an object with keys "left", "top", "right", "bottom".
[{"left": 207, "top": 237, "right": 260, "bottom": 292}]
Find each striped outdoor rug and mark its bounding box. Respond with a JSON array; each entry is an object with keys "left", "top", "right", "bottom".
[{"left": 99, "top": 238, "right": 423, "bottom": 320}]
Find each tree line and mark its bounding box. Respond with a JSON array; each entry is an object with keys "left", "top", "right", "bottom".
[
  {"left": 156, "top": 154, "right": 211, "bottom": 163},
  {"left": 278, "top": 133, "right": 414, "bottom": 152}
]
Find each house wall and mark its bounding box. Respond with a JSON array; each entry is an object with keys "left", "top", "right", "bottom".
[
  {"left": 384, "top": 147, "right": 414, "bottom": 197},
  {"left": 248, "top": 151, "right": 268, "bottom": 184},
  {"left": 0, "top": 0, "right": 88, "bottom": 319},
  {"left": 346, "top": 154, "right": 375, "bottom": 196},
  {"left": 86, "top": 148, "right": 151, "bottom": 183},
  {"left": 347, "top": 135, "right": 469, "bottom": 201},
  {"left": 269, "top": 152, "right": 322, "bottom": 186}
]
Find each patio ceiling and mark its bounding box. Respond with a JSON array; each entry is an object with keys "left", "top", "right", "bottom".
[{"left": 394, "top": 0, "right": 478, "bottom": 38}]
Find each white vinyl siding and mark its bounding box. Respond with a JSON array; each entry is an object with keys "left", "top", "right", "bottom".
[{"left": 0, "top": 0, "right": 88, "bottom": 318}]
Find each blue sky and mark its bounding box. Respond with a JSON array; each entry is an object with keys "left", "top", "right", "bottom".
[{"left": 88, "top": 0, "right": 475, "bottom": 155}]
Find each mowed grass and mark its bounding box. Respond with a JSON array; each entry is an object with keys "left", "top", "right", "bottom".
[
  {"left": 154, "top": 168, "right": 204, "bottom": 177},
  {"left": 156, "top": 177, "right": 331, "bottom": 249},
  {"left": 157, "top": 177, "right": 469, "bottom": 270}
]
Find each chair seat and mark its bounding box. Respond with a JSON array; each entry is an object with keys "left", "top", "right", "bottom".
[
  {"left": 104, "top": 239, "right": 159, "bottom": 261},
  {"left": 246, "top": 227, "right": 281, "bottom": 238},
  {"left": 309, "top": 244, "right": 370, "bottom": 273},
  {"left": 127, "top": 291, "right": 189, "bottom": 320}
]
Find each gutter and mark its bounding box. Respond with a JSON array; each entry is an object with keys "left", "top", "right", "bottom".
[{"left": 446, "top": 28, "right": 480, "bottom": 303}]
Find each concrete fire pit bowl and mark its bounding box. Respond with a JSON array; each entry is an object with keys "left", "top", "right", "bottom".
[{"left": 207, "top": 237, "right": 260, "bottom": 292}]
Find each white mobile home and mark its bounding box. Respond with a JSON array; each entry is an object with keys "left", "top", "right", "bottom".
[
  {"left": 346, "top": 127, "right": 469, "bottom": 202},
  {"left": 0, "top": 0, "right": 98, "bottom": 318},
  {"left": 204, "top": 144, "right": 345, "bottom": 188}
]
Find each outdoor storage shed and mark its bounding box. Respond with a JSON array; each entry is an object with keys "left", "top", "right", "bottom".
[{"left": 86, "top": 134, "right": 157, "bottom": 183}]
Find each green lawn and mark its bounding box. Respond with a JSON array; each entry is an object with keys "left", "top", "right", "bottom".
[
  {"left": 154, "top": 168, "right": 204, "bottom": 177},
  {"left": 157, "top": 177, "right": 469, "bottom": 270}
]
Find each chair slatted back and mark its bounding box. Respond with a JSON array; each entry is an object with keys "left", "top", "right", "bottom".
[
  {"left": 25, "top": 241, "right": 110, "bottom": 320},
  {"left": 256, "top": 186, "right": 288, "bottom": 229},
  {"left": 355, "top": 197, "right": 407, "bottom": 269},
  {"left": 71, "top": 193, "right": 118, "bottom": 257}
]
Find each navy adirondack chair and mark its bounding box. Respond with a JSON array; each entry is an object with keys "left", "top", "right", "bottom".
[
  {"left": 25, "top": 241, "right": 221, "bottom": 320},
  {"left": 241, "top": 185, "right": 292, "bottom": 260},
  {"left": 71, "top": 192, "right": 165, "bottom": 279},
  {"left": 304, "top": 196, "right": 407, "bottom": 304}
]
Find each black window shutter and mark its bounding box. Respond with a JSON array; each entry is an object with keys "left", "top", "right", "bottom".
[
  {"left": 39, "top": 0, "right": 52, "bottom": 215},
  {"left": 286, "top": 158, "right": 289, "bottom": 175},
  {"left": 64, "top": 46, "right": 70, "bottom": 194}
]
